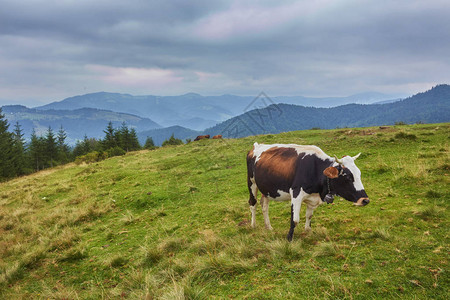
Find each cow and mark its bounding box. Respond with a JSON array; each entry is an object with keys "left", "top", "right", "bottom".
[
  {"left": 212, "top": 135, "right": 223, "bottom": 139},
  {"left": 194, "top": 135, "right": 210, "bottom": 141},
  {"left": 247, "top": 142, "right": 370, "bottom": 241}
]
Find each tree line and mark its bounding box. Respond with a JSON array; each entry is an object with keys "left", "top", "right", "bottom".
[{"left": 0, "top": 108, "right": 163, "bottom": 182}]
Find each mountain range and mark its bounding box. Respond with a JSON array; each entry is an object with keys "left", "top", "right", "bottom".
[
  {"left": 1, "top": 85, "right": 449, "bottom": 146},
  {"left": 135, "top": 84, "right": 450, "bottom": 145},
  {"left": 1, "top": 105, "right": 161, "bottom": 145},
  {"left": 35, "top": 91, "right": 401, "bottom": 131},
  {"left": 203, "top": 84, "right": 450, "bottom": 138}
]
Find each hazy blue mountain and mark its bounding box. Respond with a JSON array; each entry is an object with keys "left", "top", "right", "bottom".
[
  {"left": 2, "top": 105, "right": 161, "bottom": 145},
  {"left": 35, "top": 91, "right": 402, "bottom": 131},
  {"left": 137, "top": 125, "right": 200, "bottom": 146},
  {"left": 203, "top": 85, "right": 450, "bottom": 138},
  {"left": 272, "top": 92, "right": 403, "bottom": 108}
]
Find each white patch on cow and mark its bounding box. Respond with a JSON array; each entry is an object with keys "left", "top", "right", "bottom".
[
  {"left": 252, "top": 143, "right": 330, "bottom": 162},
  {"left": 261, "top": 195, "right": 273, "bottom": 230},
  {"left": 250, "top": 205, "right": 256, "bottom": 228},
  {"left": 267, "top": 190, "right": 291, "bottom": 201},
  {"left": 249, "top": 177, "right": 258, "bottom": 198},
  {"left": 302, "top": 193, "right": 323, "bottom": 208},
  {"left": 341, "top": 156, "right": 365, "bottom": 191},
  {"left": 291, "top": 188, "right": 307, "bottom": 224}
]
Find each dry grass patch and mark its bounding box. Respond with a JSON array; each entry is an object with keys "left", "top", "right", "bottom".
[
  {"left": 267, "top": 239, "right": 304, "bottom": 260},
  {"left": 194, "top": 252, "right": 253, "bottom": 282},
  {"left": 312, "top": 242, "right": 339, "bottom": 257}
]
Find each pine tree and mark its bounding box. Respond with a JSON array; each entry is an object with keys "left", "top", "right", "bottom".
[
  {"left": 57, "top": 125, "right": 70, "bottom": 163},
  {"left": 118, "top": 122, "right": 131, "bottom": 151},
  {"left": 28, "top": 129, "right": 45, "bottom": 172},
  {"left": 0, "top": 108, "right": 14, "bottom": 180},
  {"left": 11, "top": 122, "right": 27, "bottom": 175},
  {"left": 102, "top": 121, "right": 117, "bottom": 150},
  {"left": 144, "top": 136, "right": 156, "bottom": 150},
  {"left": 45, "top": 126, "right": 57, "bottom": 168},
  {"left": 129, "top": 128, "right": 141, "bottom": 151},
  {"left": 72, "top": 140, "right": 85, "bottom": 158},
  {"left": 82, "top": 134, "right": 91, "bottom": 154},
  {"left": 162, "top": 134, "right": 183, "bottom": 146}
]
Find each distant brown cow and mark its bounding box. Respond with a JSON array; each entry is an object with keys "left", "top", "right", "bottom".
[
  {"left": 194, "top": 135, "right": 210, "bottom": 141},
  {"left": 212, "top": 135, "right": 222, "bottom": 139}
]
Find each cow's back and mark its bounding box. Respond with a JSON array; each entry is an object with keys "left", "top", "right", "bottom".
[{"left": 248, "top": 143, "right": 299, "bottom": 199}]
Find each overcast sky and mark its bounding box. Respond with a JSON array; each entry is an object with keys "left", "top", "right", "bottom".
[{"left": 1, "top": 0, "right": 449, "bottom": 106}]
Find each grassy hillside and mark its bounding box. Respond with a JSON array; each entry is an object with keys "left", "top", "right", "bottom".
[{"left": 1, "top": 124, "right": 448, "bottom": 299}]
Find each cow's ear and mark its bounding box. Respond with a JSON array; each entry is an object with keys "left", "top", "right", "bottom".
[{"left": 323, "top": 167, "right": 339, "bottom": 179}]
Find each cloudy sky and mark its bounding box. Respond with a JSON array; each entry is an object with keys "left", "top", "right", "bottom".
[{"left": 1, "top": 0, "right": 449, "bottom": 106}]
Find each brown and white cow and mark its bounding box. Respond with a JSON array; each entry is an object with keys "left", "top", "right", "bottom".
[
  {"left": 194, "top": 135, "right": 210, "bottom": 141},
  {"left": 247, "top": 142, "right": 370, "bottom": 241}
]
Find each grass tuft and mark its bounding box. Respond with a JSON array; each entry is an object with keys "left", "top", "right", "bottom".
[
  {"left": 158, "top": 237, "right": 188, "bottom": 254},
  {"left": 59, "top": 248, "right": 88, "bottom": 262},
  {"left": 195, "top": 253, "right": 253, "bottom": 281},
  {"left": 369, "top": 227, "right": 392, "bottom": 240},
  {"left": 267, "top": 239, "right": 304, "bottom": 261},
  {"left": 312, "top": 242, "right": 338, "bottom": 257},
  {"left": 417, "top": 205, "right": 443, "bottom": 220},
  {"left": 140, "top": 246, "right": 163, "bottom": 268},
  {"left": 108, "top": 255, "right": 129, "bottom": 268},
  {"left": 394, "top": 132, "right": 417, "bottom": 140}
]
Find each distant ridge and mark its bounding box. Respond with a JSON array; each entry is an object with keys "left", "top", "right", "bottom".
[
  {"left": 1, "top": 105, "right": 161, "bottom": 144},
  {"left": 35, "top": 91, "right": 402, "bottom": 131},
  {"left": 203, "top": 84, "right": 450, "bottom": 138},
  {"left": 137, "top": 126, "right": 200, "bottom": 146}
]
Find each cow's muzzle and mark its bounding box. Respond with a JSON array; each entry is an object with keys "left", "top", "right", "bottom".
[{"left": 354, "top": 197, "right": 370, "bottom": 206}]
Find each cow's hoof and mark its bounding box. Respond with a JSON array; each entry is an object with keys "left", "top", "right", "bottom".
[
  {"left": 305, "top": 227, "right": 312, "bottom": 232},
  {"left": 266, "top": 225, "right": 273, "bottom": 230},
  {"left": 287, "top": 233, "right": 293, "bottom": 242}
]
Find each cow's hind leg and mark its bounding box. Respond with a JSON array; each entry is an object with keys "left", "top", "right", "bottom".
[
  {"left": 305, "top": 204, "right": 315, "bottom": 231},
  {"left": 261, "top": 195, "right": 273, "bottom": 230},
  {"left": 248, "top": 178, "right": 258, "bottom": 228}
]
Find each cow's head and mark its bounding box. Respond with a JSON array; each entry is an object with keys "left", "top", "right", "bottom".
[{"left": 323, "top": 153, "right": 370, "bottom": 206}]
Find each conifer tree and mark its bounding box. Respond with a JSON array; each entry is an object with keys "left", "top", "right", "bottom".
[
  {"left": 144, "top": 136, "right": 156, "bottom": 150},
  {"left": 162, "top": 134, "right": 183, "bottom": 146},
  {"left": 57, "top": 125, "right": 70, "bottom": 163},
  {"left": 28, "top": 129, "right": 45, "bottom": 171},
  {"left": 118, "top": 122, "right": 131, "bottom": 151},
  {"left": 45, "top": 126, "right": 57, "bottom": 168},
  {"left": 129, "top": 128, "right": 141, "bottom": 151},
  {"left": 11, "top": 122, "right": 27, "bottom": 175},
  {"left": 102, "top": 121, "right": 117, "bottom": 150},
  {"left": 0, "top": 108, "right": 14, "bottom": 180}
]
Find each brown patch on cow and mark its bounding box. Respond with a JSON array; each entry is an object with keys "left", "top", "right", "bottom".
[
  {"left": 257, "top": 147, "right": 297, "bottom": 180},
  {"left": 323, "top": 166, "right": 339, "bottom": 179},
  {"left": 212, "top": 135, "right": 222, "bottom": 139},
  {"left": 247, "top": 146, "right": 255, "bottom": 159}
]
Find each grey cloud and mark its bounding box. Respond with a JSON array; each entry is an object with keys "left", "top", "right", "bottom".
[{"left": 1, "top": 0, "right": 449, "bottom": 104}]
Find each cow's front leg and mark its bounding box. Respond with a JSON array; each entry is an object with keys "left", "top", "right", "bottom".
[
  {"left": 261, "top": 195, "right": 273, "bottom": 230},
  {"left": 287, "top": 188, "right": 304, "bottom": 241},
  {"left": 287, "top": 204, "right": 296, "bottom": 241}
]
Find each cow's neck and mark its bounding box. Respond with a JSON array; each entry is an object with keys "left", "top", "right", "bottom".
[{"left": 319, "top": 159, "right": 336, "bottom": 201}]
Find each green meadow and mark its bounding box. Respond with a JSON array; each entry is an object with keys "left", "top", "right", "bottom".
[{"left": 0, "top": 123, "right": 448, "bottom": 299}]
